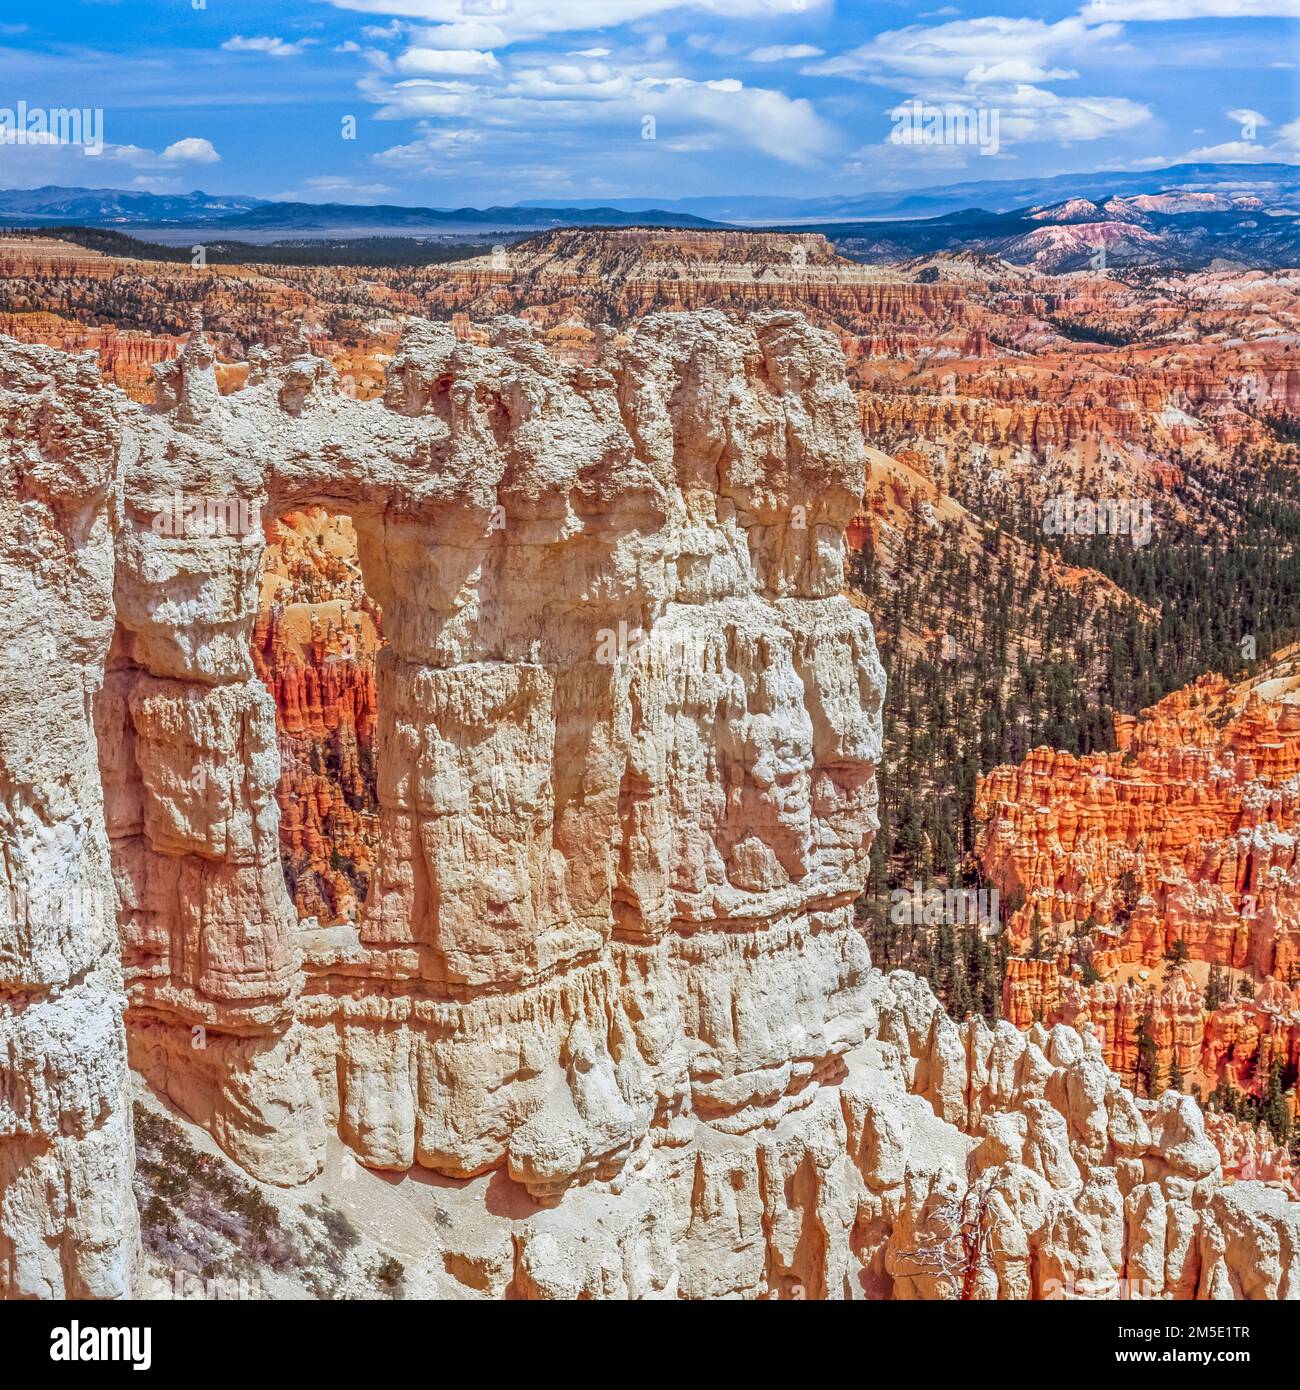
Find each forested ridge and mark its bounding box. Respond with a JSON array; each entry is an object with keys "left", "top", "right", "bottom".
[{"left": 850, "top": 442, "right": 1300, "bottom": 1022}]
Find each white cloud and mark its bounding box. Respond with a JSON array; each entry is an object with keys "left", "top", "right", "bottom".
[
  {"left": 507, "top": 63, "right": 629, "bottom": 99},
  {"left": 1155, "top": 139, "right": 1297, "bottom": 162},
  {"left": 1226, "top": 107, "right": 1269, "bottom": 127},
  {"left": 659, "top": 79, "right": 833, "bottom": 162},
  {"left": 362, "top": 47, "right": 837, "bottom": 167},
  {"left": 811, "top": 16, "right": 1123, "bottom": 88},
  {"left": 222, "top": 35, "right": 315, "bottom": 57},
  {"left": 1079, "top": 0, "right": 1300, "bottom": 17},
  {"left": 0, "top": 132, "right": 221, "bottom": 187},
  {"left": 161, "top": 137, "right": 221, "bottom": 163},
  {"left": 374, "top": 126, "right": 482, "bottom": 169},
  {"left": 810, "top": 16, "right": 1154, "bottom": 151},
  {"left": 277, "top": 175, "right": 397, "bottom": 201},
  {"left": 408, "top": 20, "right": 508, "bottom": 49},
  {"left": 748, "top": 44, "right": 824, "bottom": 62},
  {"left": 1155, "top": 115, "right": 1300, "bottom": 164},
  {"left": 322, "top": 0, "right": 832, "bottom": 44},
  {"left": 322, "top": 0, "right": 847, "bottom": 185},
  {"left": 995, "top": 90, "right": 1152, "bottom": 144},
  {"left": 395, "top": 47, "right": 500, "bottom": 75}
]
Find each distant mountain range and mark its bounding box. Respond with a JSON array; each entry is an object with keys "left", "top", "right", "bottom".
[
  {"left": 0, "top": 186, "right": 722, "bottom": 232},
  {"left": 0, "top": 187, "right": 267, "bottom": 224},
  {"left": 1, "top": 163, "right": 1296, "bottom": 270},
  {"left": 1, "top": 163, "right": 1296, "bottom": 238},
  {"left": 803, "top": 189, "right": 1300, "bottom": 273},
  {"left": 517, "top": 162, "right": 1300, "bottom": 224}
]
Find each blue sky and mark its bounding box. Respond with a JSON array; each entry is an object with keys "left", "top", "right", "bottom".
[{"left": 0, "top": 0, "right": 1297, "bottom": 205}]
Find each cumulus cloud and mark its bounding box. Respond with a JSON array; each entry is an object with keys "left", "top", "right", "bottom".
[
  {"left": 161, "top": 137, "right": 220, "bottom": 164},
  {"left": 323, "top": 0, "right": 832, "bottom": 44},
  {"left": 326, "top": 0, "right": 1213, "bottom": 184},
  {"left": 222, "top": 35, "right": 315, "bottom": 57},
  {"left": 1226, "top": 107, "right": 1269, "bottom": 128},
  {"left": 1166, "top": 140, "right": 1284, "bottom": 161},
  {"left": 748, "top": 44, "right": 824, "bottom": 62},
  {"left": 0, "top": 131, "right": 221, "bottom": 187},
  {"left": 372, "top": 73, "right": 833, "bottom": 165},
  {"left": 316, "top": 0, "right": 852, "bottom": 184},
  {"left": 994, "top": 90, "right": 1152, "bottom": 144},
  {"left": 374, "top": 126, "right": 482, "bottom": 169},
  {"left": 1079, "top": 0, "right": 1300, "bottom": 17},
  {"left": 809, "top": 15, "right": 1152, "bottom": 152},
  {"left": 1155, "top": 115, "right": 1300, "bottom": 165},
  {"left": 361, "top": 41, "right": 838, "bottom": 168},
  {"left": 406, "top": 19, "right": 508, "bottom": 49},
  {"left": 395, "top": 47, "right": 500, "bottom": 75},
  {"left": 809, "top": 16, "right": 1123, "bottom": 87}
]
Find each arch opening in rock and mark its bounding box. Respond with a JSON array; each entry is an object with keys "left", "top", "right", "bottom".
[{"left": 252, "top": 507, "right": 383, "bottom": 927}]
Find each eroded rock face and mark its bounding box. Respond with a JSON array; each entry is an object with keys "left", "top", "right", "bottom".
[
  {"left": 978, "top": 668, "right": 1300, "bottom": 974},
  {"left": 0, "top": 343, "right": 140, "bottom": 1298},
  {"left": 416, "top": 972, "right": 1299, "bottom": 1298},
  {"left": 978, "top": 661, "right": 1300, "bottom": 1140},
  {"left": 1, "top": 310, "right": 887, "bottom": 1292},
  {"left": 117, "top": 309, "right": 880, "bottom": 1195},
  {"left": 3, "top": 313, "right": 1296, "bottom": 1299}
]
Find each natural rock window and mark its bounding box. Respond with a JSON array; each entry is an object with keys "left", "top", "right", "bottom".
[{"left": 253, "top": 509, "right": 382, "bottom": 926}]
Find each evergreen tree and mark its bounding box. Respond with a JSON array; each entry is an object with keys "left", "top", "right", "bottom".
[
  {"left": 1136, "top": 1017, "right": 1160, "bottom": 1098},
  {"left": 1261, "top": 1059, "right": 1291, "bottom": 1146},
  {"left": 1205, "top": 962, "right": 1225, "bottom": 1012}
]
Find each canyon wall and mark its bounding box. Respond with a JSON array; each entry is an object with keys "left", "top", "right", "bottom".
[
  {"left": 979, "top": 671, "right": 1300, "bottom": 976},
  {"left": 978, "top": 661, "right": 1300, "bottom": 1173},
  {"left": 2, "top": 315, "right": 1296, "bottom": 1299}
]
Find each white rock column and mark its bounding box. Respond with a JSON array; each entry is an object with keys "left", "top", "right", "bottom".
[{"left": 0, "top": 341, "right": 140, "bottom": 1298}]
